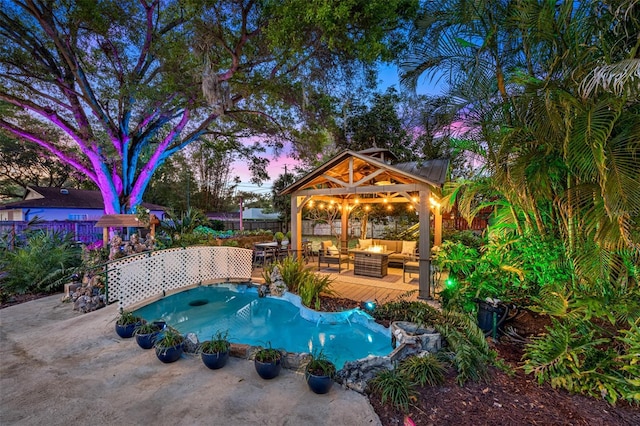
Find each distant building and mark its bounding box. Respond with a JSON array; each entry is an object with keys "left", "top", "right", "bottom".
[
  {"left": 0, "top": 186, "right": 165, "bottom": 221},
  {"left": 241, "top": 208, "right": 280, "bottom": 220},
  {"left": 206, "top": 208, "right": 282, "bottom": 232}
]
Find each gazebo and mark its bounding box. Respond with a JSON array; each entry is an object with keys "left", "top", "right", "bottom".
[{"left": 279, "top": 149, "right": 449, "bottom": 299}]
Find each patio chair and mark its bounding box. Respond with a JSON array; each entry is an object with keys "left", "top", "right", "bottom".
[
  {"left": 318, "top": 240, "right": 350, "bottom": 273},
  {"left": 253, "top": 244, "right": 275, "bottom": 268},
  {"left": 276, "top": 243, "right": 290, "bottom": 261},
  {"left": 402, "top": 256, "right": 420, "bottom": 283}
]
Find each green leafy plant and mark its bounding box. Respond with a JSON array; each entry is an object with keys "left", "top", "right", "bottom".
[
  {"left": 523, "top": 294, "right": 640, "bottom": 405},
  {"left": 371, "top": 300, "right": 495, "bottom": 385},
  {"left": 255, "top": 343, "right": 282, "bottom": 363},
  {"left": 298, "top": 274, "right": 335, "bottom": 310},
  {"left": 0, "top": 229, "right": 82, "bottom": 294},
  {"left": 200, "top": 330, "right": 230, "bottom": 354},
  {"left": 134, "top": 321, "right": 161, "bottom": 335},
  {"left": 116, "top": 310, "right": 144, "bottom": 326},
  {"left": 157, "top": 208, "right": 210, "bottom": 247},
  {"left": 399, "top": 354, "right": 446, "bottom": 386},
  {"left": 371, "top": 297, "right": 441, "bottom": 325},
  {"left": 368, "top": 368, "right": 415, "bottom": 413},
  {"left": 434, "top": 310, "right": 494, "bottom": 385},
  {"left": 274, "top": 231, "right": 285, "bottom": 242},
  {"left": 154, "top": 326, "right": 184, "bottom": 352},
  {"left": 305, "top": 350, "right": 336, "bottom": 377},
  {"left": 262, "top": 256, "right": 310, "bottom": 293}
]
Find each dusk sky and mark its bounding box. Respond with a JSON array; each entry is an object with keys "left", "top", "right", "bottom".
[{"left": 232, "top": 63, "right": 444, "bottom": 196}]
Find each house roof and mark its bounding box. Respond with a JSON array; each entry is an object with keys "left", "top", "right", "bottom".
[{"left": 0, "top": 187, "right": 165, "bottom": 211}]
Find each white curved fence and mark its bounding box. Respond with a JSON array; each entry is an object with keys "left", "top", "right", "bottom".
[{"left": 105, "top": 246, "right": 253, "bottom": 309}]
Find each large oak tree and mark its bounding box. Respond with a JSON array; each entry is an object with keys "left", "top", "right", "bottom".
[{"left": 0, "top": 0, "right": 416, "bottom": 213}]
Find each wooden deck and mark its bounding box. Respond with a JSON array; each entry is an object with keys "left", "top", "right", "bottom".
[{"left": 251, "top": 264, "right": 441, "bottom": 309}]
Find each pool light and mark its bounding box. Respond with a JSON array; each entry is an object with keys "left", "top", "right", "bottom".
[{"left": 364, "top": 301, "right": 376, "bottom": 311}]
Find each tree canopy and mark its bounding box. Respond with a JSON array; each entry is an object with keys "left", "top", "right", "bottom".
[
  {"left": 402, "top": 0, "right": 640, "bottom": 278},
  {"left": 0, "top": 0, "right": 417, "bottom": 213}
]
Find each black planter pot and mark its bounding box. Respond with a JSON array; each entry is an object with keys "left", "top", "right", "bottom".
[
  {"left": 201, "top": 350, "right": 230, "bottom": 370},
  {"left": 305, "top": 371, "right": 334, "bottom": 394},
  {"left": 155, "top": 344, "right": 183, "bottom": 363},
  {"left": 135, "top": 331, "right": 159, "bottom": 349},
  {"left": 115, "top": 322, "right": 142, "bottom": 338},
  {"left": 254, "top": 359, "right": 282, "bottom": 380},
  {"left": 476, "top": 301, "right": 507, "bottom": 334}
]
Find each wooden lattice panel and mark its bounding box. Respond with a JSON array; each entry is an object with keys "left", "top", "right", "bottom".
[
  {"left": 226, "top": 248, "right": 253, "bottom": 280},
  {"left": 105, "top": 264, "right": 120, "bottom": 304},
  {"left": 162, "top": 249, "right": 189, "bottom": 292},
  {"left": 113, "top": 246, "right": 254, "bottom": 309},
  {"left": 131, "top": 255, "right": 164, "bottom": 306}
]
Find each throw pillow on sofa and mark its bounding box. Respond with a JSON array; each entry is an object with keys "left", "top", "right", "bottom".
[
  {"left": 323, "top": 240, "right": 339, "bottom": 255},
  {"left": 359, "top": 238, "right": 372, "bottom": 249},
  {"left": 402, "top": 240, "right": 417, "bottom": 255}
]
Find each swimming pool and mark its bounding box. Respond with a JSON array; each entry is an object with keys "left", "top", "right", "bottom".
[{"left": 133, "top": 285, "right": 392, "bottom": 369}]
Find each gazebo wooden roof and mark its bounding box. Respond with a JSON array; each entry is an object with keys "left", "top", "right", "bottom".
[
  {"left": 280, "top": 149, "right": 449, "bottom": 299},
  {"left": 94, "top": 214, "right": 160, "bottom": 246},
  {"left": 94, "top": 214, "right": 147, "bottom": 228}
]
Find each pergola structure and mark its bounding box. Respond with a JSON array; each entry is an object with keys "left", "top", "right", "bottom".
[
  {"left": 95, "top": 213, "right": 160, "bottom": 246},
  {"left": 280, "top": 148, "right": 449, "bottom": 299}
]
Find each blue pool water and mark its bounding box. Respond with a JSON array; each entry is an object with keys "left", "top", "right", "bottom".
[{"left": 133, "top": 285, "right": 391, "bottom": 369}]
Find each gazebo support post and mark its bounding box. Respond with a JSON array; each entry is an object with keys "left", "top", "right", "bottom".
[
  {"left": 434, "top": 204, "right": 442, "bottom": 247},
  {"left": 418, "top": 189, "right": 432, "bottom": 299},
  {"left": 290, "top": 195, "right": 303, "bottom": 260},
  {"left": 340, "top": 199, "right": 349, "bottom": 255}
]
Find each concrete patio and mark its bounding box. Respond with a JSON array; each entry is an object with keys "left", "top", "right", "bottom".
[{"left": 0, "top": 295, "right": 382, "bottom": 426}]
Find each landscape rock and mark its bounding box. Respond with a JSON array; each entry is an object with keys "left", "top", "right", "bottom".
[
  {"left": 336, "top": 356, "right": 394, "bottom": 393},
  {"left": 183, "top": 333, "right": 199, "bottom": 353}
]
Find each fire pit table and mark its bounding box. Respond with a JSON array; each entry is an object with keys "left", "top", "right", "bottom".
[{"left": 349, "top": 248, "right": 393, "bottom": 278}]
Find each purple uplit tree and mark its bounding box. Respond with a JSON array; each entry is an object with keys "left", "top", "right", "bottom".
[{"left": 0, "top": 0, "right": 416, "bottom": 213}]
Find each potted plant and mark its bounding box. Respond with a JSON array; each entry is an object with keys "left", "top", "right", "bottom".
[
  {"left": 134, "top": 321, "right": 163, "bottom": 349},
  {"left": 154, "top": 326, "right": 185, "bottom": 363},
  {"left": 115, "top": 310, "right": 144, "bottom": 338},
  {"left": 200, "top": 330, "right": 231, "bottom": 370},
  {"left": 254, "top": 343, "right": 282, "bottom": 380},
  {"left": 304, "top": 351, "right": 336, "bottom": 394},
  {"left": 274, "top": 231, "right": 285, "bottom": 245}
]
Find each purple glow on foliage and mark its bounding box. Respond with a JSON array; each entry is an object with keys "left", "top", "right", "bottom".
[{"left": 86, "top": 241, "right": 104, "bottom": 251}]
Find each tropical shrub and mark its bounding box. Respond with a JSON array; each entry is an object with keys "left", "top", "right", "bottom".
[
  {"left": 436, "top": 231, "right": 573, "bottom": 310},
  {"left": 523, "top": 280, "right": 640, "bottom": 404},
  {"left": 156, "top": 208, "right": 210, "bottom": 247},
  {"left": 298, "top": 273, "right": 335, "bottom": 310},
  {"left": 372, "top": 298, "right": 495, "bottom": 384},
  {"left": 0, "top": 229, "right": 82, "bottom": 294},
  {"left": 262, "top": 256, "right": 309, "bottom": 293}
]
